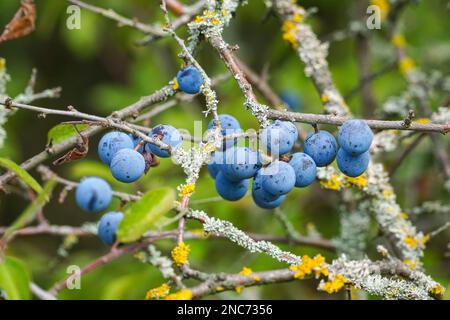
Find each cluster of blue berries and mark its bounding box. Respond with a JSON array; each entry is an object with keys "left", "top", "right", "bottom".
[
  {"left": 73, "top": 122, "right": 183, "bottom": 244},
  {"left": 208, "top": 115, "right": 373, "bottom": 209},
  {"left": 75, "top": 176, "right": 122, "bottom": 245},
  {"left": 72, "top": 64, "right": 204, "bottom": 246},
  {"left": 98, "top": 125, "right": 182, "bottom": 183},
  {"left": 95, "top": 65, "right": 198, "bottom": 183}
]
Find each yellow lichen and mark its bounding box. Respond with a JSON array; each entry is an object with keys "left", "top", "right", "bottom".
[
  {"left": 399, "top": 57, "right": 415, "bottom": 75},
  {"left": 239, "top": 266, "right": 253, "bottom": 276},
  {"left": 403, "top": 260, "right": 417, "bottom": 270},
  {"left": 292, "top": 13, "right": 303, "bottom": 23},
  {"left": 172, "top": 78, "right": 179, "bottom": 90},
  {"left": 165, "top": 289, "right": 193, "bottom": 300},
  {"left": 319, "top": 174, "right": 342, "bottom": 190},
  {"left": 235, "top": 286, "right": 242, "bottom": 294},
  {"left": 404, "top": 235, "right": 419, "bottom": 248},
  {"left": 344, "top": 175, "right": 367, "bottom": 189},
  {"left": 146, "top": 283, "right": 170, "bottom": 300},
  {"left": 422, "top": 233, "right": 430, "bottom": 244},
  {"left": 216, "top": 286, "right": 224, "bottom": 292},
  {"left": 203, "top": 10, "right": 216, "bottom": 18},
  {"left": 0, "top": 58, "right": 5, "bottom": 71},
  {"left": 391, "top": 33, "right": 406, "bottom": 48},
  {"left": 399, "top": 212, "right": 409, "bottom": 220},
  {"left": 180, "top": 183, "right": 196, "bottom": 197},
  {"left": 321, "top": 94, "right": 329, "bottom": 103},
  {"left": 382, "top": 189, "right": 393, "bottom": 199},
  {"left": 371, "top": 0, "right": 390, "bottom": 20},
  {"left": 282, "top": 20, "right": 299, "bottom": 48},
  {"left": 315, "top": 267, "right": 329, "bottom": 278},
  {"left": 322, "top": 274, "right": 347, "bottom": 294},
  {"left": 171, "top": 242, "right": 191, "bottom": 265},
  {"left": 211, "top": 19, "right": 220, "bottom": 25},
  {"left": 63, "top": 234, "right": 78, "bottom": 247},
  {"left": 203, "top": 143, "right": 216, "bottom": 153},
  {"left": 289, "top": 254, "right": 328, "bottom": 279},
  {"left": 239, "top": 267, "right": 261, "bottom": 282},
  {"left": 416, "top": 118, "right": 430, "bottom": 124},
  {"left": 430, "top": 284, "right": 445, "bottom": 296},
  {"left": 194, "top": 15, "right": 204, "bottom": 23}
]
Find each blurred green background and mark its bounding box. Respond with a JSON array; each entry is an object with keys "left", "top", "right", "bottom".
[{"left": 0, "top": 0, "right": 449, "bottom": 299}]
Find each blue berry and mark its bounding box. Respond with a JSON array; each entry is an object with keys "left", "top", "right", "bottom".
[
  {"left": 215, "top": 171, "right": 249, "bottom": 201},
  {"left": 207, "top": 151, "right": 226, "bottom": 179},
  {"left": 289, "top": 152, "right": 317, "bottom": 187},
  {"left": 336, "top": 148, "right": 370, "bottom": 177},
  {"left": 280, "top": 91, "right": 302, "bottom": 111},
  {"left": 261, "top": 160, "right": 296, "bottom": 196},
  {"left": 338, "top": 119, "right": 373, "bottom": 156},
  {"left": 75, "top": 177, "right": 112, "bottom": 213},
  {"left": 98, "top": 211, "right": 123, "bottom": 245},
  {"left": 98, "top": 131, "right": 134, "bottom": 165},
  {"left": 303, "top": 130, "right": 337, "bottom": 167},
  {"left": 260, "top": 120, "right": 298, "bottom": 156},
  {"left": 252, "top": 172, "right": 286, "bottom": 209},
  {"left": 145, "top": 124, "right": 182, "bottom": 158},
  {"left": 128, "top": 133, "right": 144, "bottom": 153},
  {"left": 252, "top": 191, "right": 286, "bottom": 209},
  {"left": 176, "top": 66, "right": 204, "bottom": 94},
  {"left": 222, "top": 147, "right": 261, "bottom": 181},
  {"left": 208, "top": 114, "right": 241, "bottom": 150},
  {"left": 110, "top": 149, "right": 145, "bottom": 183},
  {"left": 252, "top": 170, "right": 279, "bottom": 202}
]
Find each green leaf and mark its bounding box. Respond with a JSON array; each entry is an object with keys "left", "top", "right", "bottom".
[
  {"left": 117, "top": 187, "right": 175, "bottom": 243},
  {"left": 2, "top": 180, "right": 57, "bottom": 242},
  {"left": 0, "top": 256, "right": 31, "bottom": 300},
  {"left": 47, "top": 123, "right": 88, "bottom": 146},
  {"left": 69, "top": 160, "right": 116, "bottom": 184},
  {"left": 0, "top": 158, "right": 42, "bottom": 194},
  {"left": 101, "top": 273, "right": 144, "bottom": 300}
]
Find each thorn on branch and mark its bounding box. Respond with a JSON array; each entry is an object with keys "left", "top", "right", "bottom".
[
  {"left": 4, "top": 97, "right": 13, "bottom": 109},
  {"left": 229, "top": 44, "right": 239, "bottom": 51},
  {"left": 402, "top": 109, "right": 415, "bottom": 128}
]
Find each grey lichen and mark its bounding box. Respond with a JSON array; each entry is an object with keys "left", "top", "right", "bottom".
[
  {"left": 333, "top": 201, "right": 371, "bottom": 259},
  {"left": 189, "top": 209, "right": 301, "bottom": 264},
  {"left": 0, "top": 61, "right": 60, "bottom": 149}
]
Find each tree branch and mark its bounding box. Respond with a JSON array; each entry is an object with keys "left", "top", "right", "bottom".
[{"left": 267, "top": 109, "right": 449, "bottom": 133}]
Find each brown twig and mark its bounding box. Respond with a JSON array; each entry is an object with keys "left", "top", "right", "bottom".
[
  {"left": 67, "top": 0, "right": 163, "bottom": 35},
  {"left": 267, "top": 109, "right": 449, "bottom": 133},
  {"left": 0, "top": 85, "right": 174, "bottom": 187},
  {"left": 49, "top": 236, "right": 165, "bottom": 294}
]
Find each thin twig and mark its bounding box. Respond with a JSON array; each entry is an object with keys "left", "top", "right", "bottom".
[
  {"left": 267, "top": 109, "right": 449, "bottom": 133},
  {"left": 0, "top": 85, "right": 174, "bottom": 187},
  {"left": 67, "top": 0, "right": 164, "bottom": 35},
  {"left": 389, "top": 133, "right": 426, "bottom": 176},
  {"left": 30, "top": 282, "right": 57, "bottom": 300}
]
